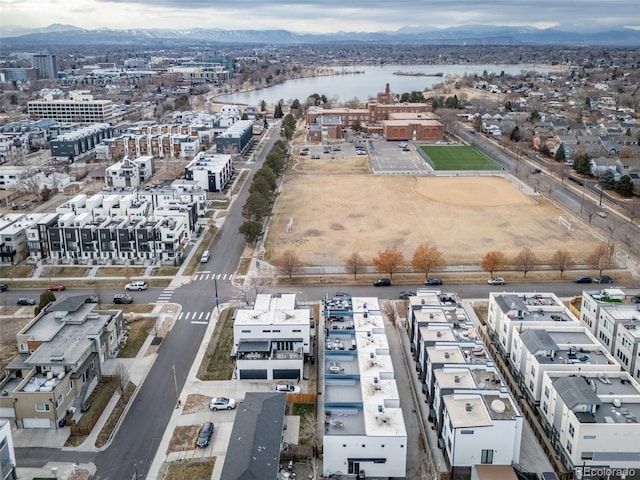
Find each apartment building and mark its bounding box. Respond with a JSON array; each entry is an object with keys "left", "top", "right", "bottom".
[
  {"left": 486, "top": 292, "right": 580, "bottom": 357},
  {"left": 579, "top": 288, "right": 640, "bottom": 380},
  {"left": 232, "top": 294, "right": 311, "bottom": 381},
  {"left": 166, "top": 62, "right": 230, "bottom": 86},
  {"left": 0, "top": 214, "right": 28, "bottom": 265},
  {"left": 184, "top": 153, "right": 233, "bottom": 192},
  {"left": 215, "top": 119, "right": 253, "bottom": 155},
  {"left": 31, "top": 54, "right": 58, "bottom": 80},
  {"left": 0, "top": 295, "right": 125, "bottom": 429},
  {"left": 105, "top": 156, "right": 154, "bottom": 189},
  {"left": 28, "top": 91, "right": 114, "bottom": 124},
  {"left": 322, "top": 295, "right": 407, "bottom": 479},
  {"left": 539, "top": 370, "right": 640, "bottom": 473}
]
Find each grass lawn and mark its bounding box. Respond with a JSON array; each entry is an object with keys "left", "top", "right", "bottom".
[
  {"left": 95, "top": 381, "right": 136, "bottom": 448},
  {"left": 163, "top": 459, "right": 215, "bottom": 480},
  {"left": 197, "top": 307, "right": 236, "bottom": 381},
  {"left": 118, "top": 317, "right": 156, "bottom": 358},
  {"left": 96, "top": 267, "right": 146, "bottom": 277},
  {"left": 420, "top": 145, "right": 501, "bottom": 170},
  {"left": 0, "top": 265, "right": 34, "bottom": 279}
]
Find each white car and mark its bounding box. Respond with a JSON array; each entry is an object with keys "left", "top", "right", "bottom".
[
  {"left": 487, "top": 277, "right": 506, "bottom": 285},
  {"left": 209, "top": 397, "right": 236, "bottom": 410},
  {"left": 275, "top": 383, "right": 301, "bottom": 393},
  {"left": 125, "top": 281, "right": 147, "bottom": 291}
]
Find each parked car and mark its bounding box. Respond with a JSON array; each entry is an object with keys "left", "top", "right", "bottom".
[
  {"left": 575, "top": 276, "right": 593, "bottom": 284},
  {"left": 332, "top": 146, "right": 341, "bottom": 151},
  {"left": 311, "top": 154, "right": 320, "bottom": 159},
  {"left": 399, "top": 290, "right": 416, "bottom": 299},
  {"left": 200, "top": 250, "right": 210, "bottom": 263},
  {"left": 84, "top": 295, "right": 99, "bottom": 303},
  {"left": 487, "top": 277, "right": 506, "bottom": 285},
  {"left": 47, "top": 284, "right": 66, "bottom": 292},
  {"left": 196, "top": 421, "right": 214, "bottom": 448},
  {"left": 323, "top": 147, "right": 331, "bottom": 154},
  {"left": 125, "top": 281, "right": 147, "bottom": 291},
  {"left": 374, "top": 278, "right": 391, "bottom": 287},
  {"left": 113, "top": 294, "right": 133, "bottom": 304},
  {"left": 596, "top": 211, "right": 608, "bottom": 218},
  {"left": 594, "top": 275, "right": 614, "bottom": 284},
  {"left": 0, "top": 284, "right": 8, "bottom": 292},
  {"left": 17, "top": 298, "right": 36, "bottom": 305},
  {"left": 425, "top": 278, "right": 443, "bottom": 286},
  {"left": 209, "top": 397, "right": 236, "bottom": 410},
  {"left": 275, "top": 383, "right": 301, "bottom": 393},
  {"left": 530, "top": 168, "right": 542, "bottom": 174}
]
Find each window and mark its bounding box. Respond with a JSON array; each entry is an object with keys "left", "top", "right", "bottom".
[
  {"left": 461, "top": 430, "right": 474, "bottom": 435},
  {"left": 56, "top": 394, "right": 63, "bottom": 408},
  {"left": 542, "top": 402, "right": 548, "bottom": 414},
  {"left": 569, "top": 424, "right": 574, "bottom": 437},
  {"left": 530, "top": 365, "right": 536, "bottom": 376},
  {"left": 67, "top": 381, "right": 74, "bottom": 394},
  {"left": 544, "top": 386, "right": 549, "bottom": 398},
  {"left": 262, "top": 329, "right": 271, "bottom": 333},
  {"left": 241, "top": 329, "right": 251, "bottom": 333},
  {"left": 566, "top": 440, "right": 572, "bottom": 454},
  {"left": 293, "top": 329, "right": 302, "bottom": 332},
  {"left": 481, "top": 449, "right": 494, "bottom": 464},
  {"left": 529, "top": 380, "right": 534, "bottom": 391},
  {"left": 583, "top": 435, "right": 596, "bottom": 440},
  {"left": 581, "top": 452, "right": 594, "bottom": 460},
  {"left": 35, "top": 403, "right": 51, "bottom": 412}
]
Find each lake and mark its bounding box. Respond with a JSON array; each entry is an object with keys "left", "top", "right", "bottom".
[{"left": 215, "top": 64, "right": 562, "bottom": 106}]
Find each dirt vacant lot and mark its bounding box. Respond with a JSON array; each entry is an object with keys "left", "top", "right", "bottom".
[{"left": 265, "top": 156, "right": 601, "bottom": 266}]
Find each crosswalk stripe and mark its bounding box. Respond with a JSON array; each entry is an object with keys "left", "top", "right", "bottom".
[
  {"left": 198, "top": 312, "right": 204, "bottom": 320},
  {"left": 191, "top": 321, "right": 208, "bottom": 325}
]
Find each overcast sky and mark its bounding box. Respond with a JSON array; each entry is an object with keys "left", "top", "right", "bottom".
[{"left": 3, "top": 0, "right": 639, "bottom": 32}]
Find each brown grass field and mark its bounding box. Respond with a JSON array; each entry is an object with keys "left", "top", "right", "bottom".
[{"left": 265, "top": 156, "right": 601, "bottom": 266}]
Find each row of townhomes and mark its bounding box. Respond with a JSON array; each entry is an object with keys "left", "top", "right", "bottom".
[
  {"left": 0, "top": 182, "right": 207, "bottom": 266},
  {"left": 0, "top": 294, "right": 125, "bottom": 430},
  {"left": 322, "top": 294, "right": 407, "bottom": 479},
  {"left": 485, "top": 290, "right": 640, "bottom": 475},
  {"left": 407, "top": 289, "right": 523, "bottom": 480}
]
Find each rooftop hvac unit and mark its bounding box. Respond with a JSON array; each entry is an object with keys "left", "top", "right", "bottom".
[
  {"left": 378, "top": 405, "right": 384, "bottom": 413},
  {"left": 454, "top": 375, "right": 460, "bottom": 383},
  {"left": 374, "top": 377, "right": 379, "bottom": 384},
  {"left": 436, "top": 331, "right": 442, "bottom": 338},
  {"left": 465, "top": 402, "right": 473, "bottom": 412},
  {"left": 444, "top": 352, "right": 450, "bottom": 359}
]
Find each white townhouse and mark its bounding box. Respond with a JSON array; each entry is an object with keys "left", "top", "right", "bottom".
[
  {"left": 233, "top": 294, "right": 311, "bottom": 381},
  {"left": 322, "top": 296, "right": 407, "bottom": 479},
  {"left": 105, "top": 155, "right": 154, "bottom": 189},
  {"left": 540, "top": 370, "right": 640, "bottom": 472},
  {"left": 487, "top": 292, "right": 580, "bottom": 357},
  {"left": 441, "top": 392, "right": 522, "bottom": 475},
  {"left": 509, "top": 325, "right": 620, "bottom": 405},
  {"left": 184, "top": 153, "right": 233, "bottom": 192}
]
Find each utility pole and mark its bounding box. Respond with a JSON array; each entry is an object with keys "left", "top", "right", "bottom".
[{"left": 214, "top": 277, "right": 219, "bottom": 311}]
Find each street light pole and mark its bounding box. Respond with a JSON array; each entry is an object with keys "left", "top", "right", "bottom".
[{"left": 214, "top": 277, "right": 219, "bottom": 311}]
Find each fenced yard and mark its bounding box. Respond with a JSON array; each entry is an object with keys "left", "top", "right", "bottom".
[{"left": 419, "top": 145, "right": 501, "bottom": 170}]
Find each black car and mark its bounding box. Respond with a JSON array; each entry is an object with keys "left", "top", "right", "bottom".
[
  {"left": 374, "top": 278, "right": 391, "bottom": 287},
  {"left": 594, "top": 275, "right": 614, "bottom": 284},
  {"left": 113, "top": 294, "right": 133, "bottom": 304},
  {"left": 575, "top": 276, "right": 593, "bottom": 284},
  {"left": 425, "top": 278, "right": 443, "bottom": 286},
  {"left": 17, "top": 298, "right": 36, "bottom": 306},
  {"left": 197, "top": 421, "right": 214, "bottom": 448},
  {"left": 0, "top": 284, "right": 8, "bottom": 292},
  {"left": 85, "top": 295, "right": 99, "bottom": 303}
]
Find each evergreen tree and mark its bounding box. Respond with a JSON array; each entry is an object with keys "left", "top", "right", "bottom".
[
  {"left": 554, "top": 144, "right": 566, "bottom": 162},
  {"left": 599, "top": 170, "right": 616, "bottom": 190},
  {"left": 274, "top": 103, "right": 284, "bottom": 119},
  {"left": 615, "top": 175, "right": 635, "bottom": 197}
]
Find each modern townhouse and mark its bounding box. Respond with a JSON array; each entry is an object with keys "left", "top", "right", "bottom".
[
  {"left": 215, "top": 119, "right": 254, "bottom": 155},
  {"left": 232, "top": 294, "right": 312, "bottom": 381},
  {"left": 579, "top": 288, "right": 640, "bottom": 381},
  {"left": 486, "top": 292, "right": 580, "bottom": 358},
  {"left": 0, "top": 214, "right": 29, "bottom": 265},
  {"left": 105, "top": 155, "right": 155, "bottom": 189},
  {"left": 0, "top": 420, "right": 16, "bottom": 480},
  {"left": 322, "top": 295, "right": 407, "bottom": 479},
  {"left": 0, "top": 295, "right": 125, "bottom": 429},
  {"left": 508, "top": 325, "right": 620, "bottom": 406},
  {"left": 184, "top": 153, "right": 233, "bottom": 192},
  {"left": 50, "top": 123, "right": 114, "bottom": 160},
  {"left": 539, "top": 370, "right": 640, "bottom": 473}
]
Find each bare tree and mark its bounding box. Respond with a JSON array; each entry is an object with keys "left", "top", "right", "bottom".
[
  {"left": 550, "top": 249, "right": 574, "bottom": 278},
  {"left": 18, "top": 167, "right": 42, "bottom": 201},
  {"left": 513, "top": 247, "right": 537, "bottom": 277},
  {"left": 583, "top": 204, "right": 597, "bottom": 225},
  {"left": 278, "top": 249, "right": 300, "bottom": 279},
  {"left": 114, "top": 361, "right": 131, "bottom": 403},
  {"left": 236, "top": 276, "right": 268, "bottom": 306},
  {"left": 618, "top": 228, "right": 636, "bottom": 249},
  {"left": 344, "top": 252, "right": 365, "bottom": 280},
  {"left": 411, "top": 243, "right": 446, "bottom": 280},
  {"left": 372, "top": 247, "right": 405, "bottom": 279},
  {"left": 381, "top": 299, "right": 399, "bottom": 327},
  {"left": 587, "top": 243, "right": 614, "bottom": 276},
  {"left": 481, "top": 250, "right": 508, "bottom": 277}
]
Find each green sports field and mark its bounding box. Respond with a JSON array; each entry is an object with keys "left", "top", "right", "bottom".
[{"left": 420, "top": 145, "right": 501, "bottom": 171}]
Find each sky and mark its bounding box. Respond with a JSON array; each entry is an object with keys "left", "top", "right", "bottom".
[{"left": 2, "top": 0, "right": 639, "bottom": 33}]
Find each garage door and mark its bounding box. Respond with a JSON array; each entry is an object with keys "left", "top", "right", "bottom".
[
  {"left": 23, "top": 418, "right": 51, "bottom": 428},
  {"left": 273, "top": 369, "right": 300, "bottom": 380},
  {"left": 239, "top": 369, "right": 267, "bottom": 380}
]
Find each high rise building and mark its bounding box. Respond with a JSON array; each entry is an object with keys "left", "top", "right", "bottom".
[{"left": 31, "top": 54, "right": 58, "bottom": 80}]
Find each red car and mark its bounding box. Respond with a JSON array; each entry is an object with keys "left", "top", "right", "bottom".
[{"left": 47, "top": 284, "right": 66, "bottom": 292}]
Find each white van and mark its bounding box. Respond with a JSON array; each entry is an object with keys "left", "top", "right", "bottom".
[{"left": 200, "top": 250, "right": 210, "bottom": 263}]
